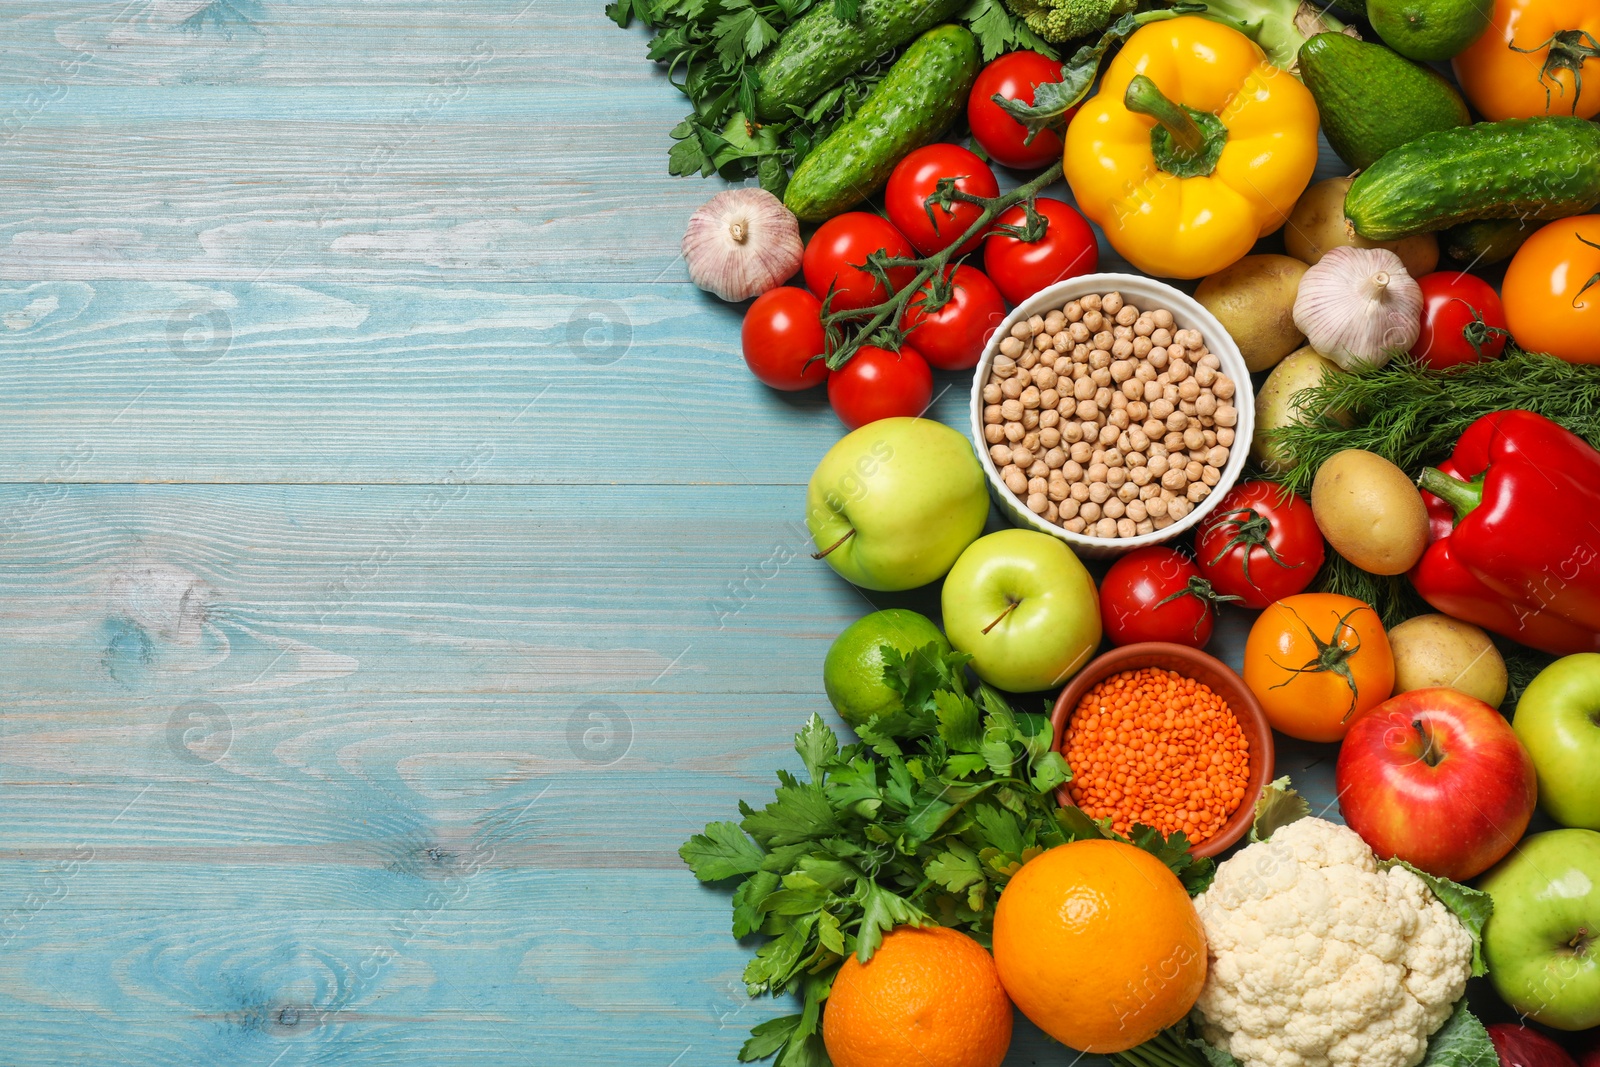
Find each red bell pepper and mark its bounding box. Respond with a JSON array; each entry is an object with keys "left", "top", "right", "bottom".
[{"left": 1414, "top": 410, "right": 1600, "bottom": 653}]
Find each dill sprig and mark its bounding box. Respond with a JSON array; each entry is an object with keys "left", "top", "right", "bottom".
[{"left": 1271, "top": 349, "right": 1600, "bottom": 496}]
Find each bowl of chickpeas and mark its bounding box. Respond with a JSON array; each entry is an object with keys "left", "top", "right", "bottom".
[{"left": 969, "top": 273, "right": 1254, "bottom": 559}]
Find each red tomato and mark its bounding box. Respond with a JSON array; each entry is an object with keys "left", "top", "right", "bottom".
[
  {"left": 899, "top": 265, "right": 1008, "bottom": 371},
  {"left": 884, "top": 144, "right": 1000, "bottom": 256},
  {"left": 1409, "top": 272, "right": 1509, "bottom": 369},
  {"left": 983, "top": 198, "right": 1098, "bottom": 306},
  {"left": 968, "top": 51, "right": 1070, "bottom": 170},
  {"left": 1194, "top": 481, "right": 1325, "bottom": 609},
  {"left": 827, "top": 345, "right": 933, "bottom": 429},
  {"left": 740, "top": 287, "right": 829, "bottom": 391},
  {"left": 1099, "top": 546, "right": 1234, "bottom": 648},
  {"left": 803, "top": 213, "right": 917, "bottom": 313}
]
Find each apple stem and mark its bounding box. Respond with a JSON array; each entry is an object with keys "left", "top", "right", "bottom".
[
  {"left": 982, "top": 600, "right": 1019, "bottom": 635},
  {"left": 1412, "top": 720, "right": 1443, "bottom": 768},
  {"left": 811, "top": 528, "right": 855, "bottom": 560},
  {"left": 1569, "top": 927, "right": 1591, "bottom": 952}
]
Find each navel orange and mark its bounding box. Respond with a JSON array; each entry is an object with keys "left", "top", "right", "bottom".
[
  {"left": 822, "top": 924, "right": 1012, "bottom": 1067},
  {"left": 991, "top": 839, "right": 1207, "bottom": 1053}
]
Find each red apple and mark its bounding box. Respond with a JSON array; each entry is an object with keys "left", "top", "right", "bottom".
[
  {"left": 1488, "top": 1025, "right": 1578, "bottom": 1067},
  {"left": 1579, "top": 1036, "right": 1600, "bottom": 1067},
  {"left": 1336, "top": 687, "right": 1537, "bottom": 880}
]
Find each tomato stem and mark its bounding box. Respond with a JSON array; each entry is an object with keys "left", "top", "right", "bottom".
[{"left": 820, "top": 160, "right": 1064, "bottom": 370}]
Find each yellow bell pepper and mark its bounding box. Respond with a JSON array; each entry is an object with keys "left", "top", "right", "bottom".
[{"left": 1064, "top": 16, "right": 1320, "bottom": 279}]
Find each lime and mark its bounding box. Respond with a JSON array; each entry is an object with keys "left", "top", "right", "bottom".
[
  {"left": 823, "top": 609, "right": 950, "bottom": 727},
  {"left": 1366, "top": 0, "right": 1492, "bottom": 62}
]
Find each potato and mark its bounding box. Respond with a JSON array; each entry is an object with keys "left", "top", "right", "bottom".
[
  {"left": 1311, "top": 449, "right": 1429, "bottom": 575},
  {"left": 1389, "top": 614, "right": 1508, "bottom": 708},
  {"left": 1195, "top": 254, "right": 1309, "bottom": 373},
  {"left": 1251, "top": 346, "right": 1345, "bottom": 474},
  {"left": 1286, "top": 177, "right": 1439, "bottom": 279}
]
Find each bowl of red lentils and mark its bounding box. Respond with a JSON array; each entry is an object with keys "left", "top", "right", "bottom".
[
  {"left": 969, "top": 273, "right": 1255, "bottom": 559},
  {"left": 1048, "top": 642, "right": 1274, "bottom": 858}
]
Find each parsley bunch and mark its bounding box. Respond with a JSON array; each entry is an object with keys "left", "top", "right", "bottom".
[
  {"left": 607, "top": 0, "right": 1055, "bottom": 192},
  {"left": 681, "top": 644, "right": 1214, "bottom": 1065}
]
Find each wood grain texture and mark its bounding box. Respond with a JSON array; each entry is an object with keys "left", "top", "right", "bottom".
[{"left": 0, "top": 2, "right": 1351, "bottom": 1064}]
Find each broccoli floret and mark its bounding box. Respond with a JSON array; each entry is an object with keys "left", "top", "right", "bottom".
[
  {"left": 1001, "top": 0, "right": 1137, "bottom": 43},
  {"left": 1195, "top": 0, "right": 1351, "bottom": 71}
]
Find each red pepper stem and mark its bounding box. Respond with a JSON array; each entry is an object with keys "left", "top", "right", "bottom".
[{"left": 1418, "top": 467, "right": 1483, "bottom": 522}]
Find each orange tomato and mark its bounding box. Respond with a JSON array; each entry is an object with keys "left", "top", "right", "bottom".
[
  {"left": 1453, "top": 0, "right": 1600, "bottom": 120},
  {"left": 1242, "top": 593, "right": 1394, "bottom": 743},
  {"left": 1503, "top": 216, "right": 1600, "bottom": 364}
]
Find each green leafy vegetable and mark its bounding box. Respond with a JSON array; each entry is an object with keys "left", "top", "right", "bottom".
[
  {"left": 682, "top": 642, "right": 1204, "bottom": 1064},
  {"left": 1420, "top": 999, "right": 1499, "bottom": 1067},
  {"left": 1248, "top": 775, "right": 1310, "bottom": 843},
  {"left": 1378, "top": 858, "right": 1494, "bottom": 977}
]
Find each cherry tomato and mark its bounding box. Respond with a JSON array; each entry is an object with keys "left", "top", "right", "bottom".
[
  {"left": 802, "top": 213, "right": 917, "bottom": 313},
  {"left": 983, "top": 197, "right": 1098, "bottom": 306},
  {"left": 827, "top": 345, "right": 934, "bottom": 429},
  {"left": 1409, "top": 272, "right": 1509, "bottom": 369},
  {"left": 740, "top": 287, "right": 829, "bottom": 391},
  {"left": 968, "top": 51, "right": 1070, "bottom": 170},
  {"left": 1194, "top": 481, "right": 1325, "bottom": 609},
  {"left": 899, "top": 265, "right": 1008, "bottom": 371},
  {"left": 1502, "top": 215, "right": 1600, "bottom": 364},
  {"left": 885, "top": 144, "right": 1000, "bottom": 256},
  {"left": 1099, "top": 546, "right": 1236, "bottom": 648},
  {"left": 1243, "top": 593, "right": 1394, "bottom": 743}
]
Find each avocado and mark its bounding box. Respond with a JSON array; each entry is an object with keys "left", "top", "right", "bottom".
[
  {"left": 1365, "top": 0, "right": 1493, "bottom": 61},
  {"left": 1298, "top": 33, "right": 1471, "bottom": 171}
]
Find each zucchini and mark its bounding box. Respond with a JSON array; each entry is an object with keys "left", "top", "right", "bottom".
[
  {"left": 1346, "top": 118, "right": 1600, "bottom": 240},
  {"left": 1443, "top": 217, "right": 1535, "bottom": 266},
  {"left": 752, "top": 0, "right": 967, "bottom": 122},
  {"left": 784, "top": 24, "right": 979, "bottom": 222}
]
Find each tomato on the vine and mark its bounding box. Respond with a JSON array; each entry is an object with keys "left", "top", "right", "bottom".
[
  {"left": 968, "top": 51, "right": 1070, "bottom": 170},
  {"left": 1502, "top": 215, "right": 1600, "bottom": 364},
  {"left": 740, "top": 286, "right": 829, "bottom": 391},
  {"left": 983, "top": 197, "right": 1098, "bottom": 306},
  {"left": 885, "top": 144, "right": 1000, "bottom": 256},
  {"left": 899, "top": 265, "right": 1008, "bottom": 371},
  {"left": 827, "top": 345, "right": 934, "bottom": 429},
  {"left": 803, "top": 213, "right": 916, "bottom": 313},
  {"left": 1409, "top": 272, "right": 1509, "bottom": 369},
  {"left": 1099, "top": 546, "right": 1238, "bottom": 649},
  {"left": 1243, "top": 593, "right": 1394, "bottom": 743},
  {"left": 1194, "top": 481, "right": 1325, "bottom": 609}
]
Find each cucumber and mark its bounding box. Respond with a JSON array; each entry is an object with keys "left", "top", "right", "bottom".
[
  {"left": 752, "top": 0, "right": 967, "bottom": 123},
  {"left": 784, "top": 25, "right": 980, "bottom": 223},
  {"left": 1443, "top": 218, "right": 1535, "bottom": 266},
  {"left": 1346, "top": 118, "right": 1600, "bottom": 240}
]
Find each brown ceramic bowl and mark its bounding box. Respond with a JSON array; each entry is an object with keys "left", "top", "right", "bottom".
[{"left": 1049, "top": 642, "right": 1275, "bottom": 859}]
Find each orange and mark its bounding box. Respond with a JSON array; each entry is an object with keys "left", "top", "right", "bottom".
[
  {"left": 822, "top": 925, "right": 1012, "bottom": 1067},
  {"left": 991, "top": 839, "right": 1206, "bottom": 1053}
]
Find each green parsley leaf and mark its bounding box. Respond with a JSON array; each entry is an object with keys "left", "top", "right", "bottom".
[
  {"left": 681, "top": 821, "right": 766, "bottom": 882},
  {"left": 739, "top": 1014, "right": 803, "bottom": 1062},
  {"left": 855, "top": 881, "right": 930, "bottom": 961},
  {"left": 793, "top": 713, "right": 838, "bottom": 782},
  {"left": 934, "top": 689, "right": 983, "bottom": 752}
]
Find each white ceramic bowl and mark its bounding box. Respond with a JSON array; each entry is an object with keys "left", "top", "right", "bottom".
[{"left": 969, "top": 272, "right": 1255, "bottom": 560}]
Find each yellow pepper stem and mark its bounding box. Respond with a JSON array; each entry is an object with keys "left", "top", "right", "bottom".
[{"left": 1123, "top": 74, "right": 1228, "bottom": 179}]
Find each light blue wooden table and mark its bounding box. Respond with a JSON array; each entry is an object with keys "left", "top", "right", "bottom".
[{"left": 0, "top": 3, "right": 1348, "bottom": 1063}]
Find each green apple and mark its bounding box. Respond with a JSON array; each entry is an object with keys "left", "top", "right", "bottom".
[
  {"left": 1514, "top": 653, "right": 1600, "bottom": 829},
  {"left": 940, "top": 529, "right": 1101, "bottom": 693},
  {"left": 805, "top": 417, "right": 988, "bottom": 592},
  {"left": 1479, "top": 828, "right": 1600, "bottom": 1030},
  {"left": 823, "top": 609, "right": 950, "bottom": 726}
]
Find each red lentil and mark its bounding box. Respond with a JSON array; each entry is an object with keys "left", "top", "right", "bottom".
[{"left": 1063, "top": 667, "right": 1250, "bottom": 844}]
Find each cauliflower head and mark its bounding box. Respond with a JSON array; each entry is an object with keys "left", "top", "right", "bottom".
[
  {"left": 1000, "top": 0, "right": 1137, "bottom": 43},
  {"left": 1192, "top": 818, "right": 1473, "bottom": 1067}
]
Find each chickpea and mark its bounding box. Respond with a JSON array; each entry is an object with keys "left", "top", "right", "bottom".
[
  {"left": 1217, "top": 427, "right": 1235, "bottom": 447},
  {"left": 990, "top": 444, "right": 1012, "bottom": 466},
  {"left": 1045, "top": 447, "right": 1066, "bottom": 469},
  {"left": 1095, "top": 517, "right": 1119, "bottom": 538},
  {"left": 1065, "top": 301, "right": 1084, "bottom": 321},
  {"left": 1004, "top": 423, "right": 1025, "bottom": 443},
  {"left": 1081, "top": 293, "right": 1103, "bottom": 312},
  {"left": 984, "top": 423, "right": 1005, "bottom": 445},
  {"left": 1070, "top": 441, "right": 1093, "bottom": 464},
  {"left": 1201, "top": 465, "right": 1222, "bottom": 487},
  {"left": 1044, "top": 310, "right": 1066, "bottom": 334},
  {"left": 1127, "top": 499, "right": 1148, "bottom": 523},
  {"left": 1040, "top": 388, "right": 1060, "bottom": 410},
  {"left": 1214, "top": 404, "right": 1238, "bottom": 428},
  {"left": 1079, "top": 500, "right": 1102, "bottom": 523},
  {"left": 1002, "top": 377, "right": 1023, "bottom": 400},
  {"left": 1022, "top": 409, "right": 1039, "bottom": 430},
  {"left": 1103, "top": 292, "right": 1124, "bottom": 315}
]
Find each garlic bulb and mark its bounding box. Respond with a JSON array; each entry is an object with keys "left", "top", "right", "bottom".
[
  {"left": 1291, "top": 245, "right": 1423, "bottom": 369},
  {"left": 682, "top": 188, "right": 803, "bottom": 302}
]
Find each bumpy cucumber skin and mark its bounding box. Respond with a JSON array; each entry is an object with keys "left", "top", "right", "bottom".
[
  {"left": 1346, "top": 118, "right": 1600, "bottom": 240},
  {"left": 784, "top": 25, "right": 980, "bottom": 223},
  {"left": 752, "top": 0, "right": 967, "bottom": 122},
  {"left": 1299, "top": 33, "right": 1469, "bottom": 170},
  {"left": 1443, "top": 217, "right": 1535, "bottom": 265}
]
